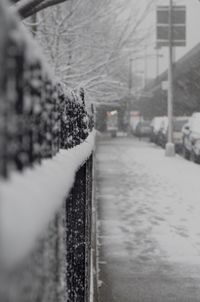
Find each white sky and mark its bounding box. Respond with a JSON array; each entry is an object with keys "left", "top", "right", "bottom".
[{"left": 135, "top": 0, "right": 200, "bottom": 79}]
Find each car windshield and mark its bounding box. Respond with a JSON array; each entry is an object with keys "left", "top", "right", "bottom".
[{"left": 173, "top": 119, "right": 188, "bottom": 131}]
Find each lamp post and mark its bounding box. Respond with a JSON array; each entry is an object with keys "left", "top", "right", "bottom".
[
  {"left": 127, "top": 57, "right": 135, "bottom": 135},
  {"left": 165, "top": 0, "right": 175, "bottom": 156},
  {"left": 155, "top": 46, "right": 164, "bottom": 78}
]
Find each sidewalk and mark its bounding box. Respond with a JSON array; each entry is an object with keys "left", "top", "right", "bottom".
[{"left": 96, "top": 135, "right": 200, "bottom": 302}]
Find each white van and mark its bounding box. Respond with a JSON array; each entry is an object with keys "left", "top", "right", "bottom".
[
  {"left": 150, "top": 116, "right": 167, "bottom": 144},
  {"left": 182, "top": 113, "right": 200, "bottom": 162}
]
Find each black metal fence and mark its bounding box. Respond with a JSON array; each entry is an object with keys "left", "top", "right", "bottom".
[
  {"left": 66, "top": 155, "right": 93, "bottom": 302},
  {"left": 0, "top": 1, "right": 94, "bottom": 301}
]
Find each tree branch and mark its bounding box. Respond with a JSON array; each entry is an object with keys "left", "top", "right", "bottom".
[{"left": 15, "top": 0, "right": 68, "bottom": 19}]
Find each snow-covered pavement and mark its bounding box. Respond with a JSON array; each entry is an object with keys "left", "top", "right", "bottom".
[{"left": 96, "top": 135, "right": 200, "bottom": 302}]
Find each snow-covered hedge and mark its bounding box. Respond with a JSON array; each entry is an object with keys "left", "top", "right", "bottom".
[
  {"left": 0, "top": 130, "right": 95, "bottom": 267},
  {"left": 0, "top": 0, "right": 93, "bottom": 179},
  {"left": 0, "top": 1, "right": 95, "bottom": 301},
  {"left": 59, "top": 84, "right": 93, "bottom": 149},
  {"left": 0, "top": 131, "right": 95, "bottom": 302}
]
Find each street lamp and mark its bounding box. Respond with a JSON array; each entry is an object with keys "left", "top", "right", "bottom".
[
  {"left": 127, "top": 58, "right": 144, "bottom": 134},
  {"left": 154, "top": 46, "right": 164, "bottom": 78},
  {"left": 165, "top": 0, "right": 175, "bottom": 157}
]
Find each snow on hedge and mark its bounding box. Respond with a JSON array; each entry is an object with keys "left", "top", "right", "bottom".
[{"left": 0, "top": 130, "right": 95, "bottom": 268}]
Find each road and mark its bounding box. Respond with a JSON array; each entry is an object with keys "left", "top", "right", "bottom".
[{"left": 95, "top": 134, "right": 200, "bottom": 302}]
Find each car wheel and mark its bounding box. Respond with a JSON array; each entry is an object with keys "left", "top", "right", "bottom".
[
  {"left": 176, "top": 145, "right": 182, "bottom": 154},
  {"left": 190, "top": 151, "right": 196, "bottom": 163},
  {"left": 162, "top": 140, "right": 166, "bottom": 149},
  {"left": 195, "top": 154, "right": 200, "bottom": 164},
  {"left": 111, "top": 131, "right": 117, "bottom": 138},
  {"left": 183, "top": 147, "right": 190, "bottom": 160}
]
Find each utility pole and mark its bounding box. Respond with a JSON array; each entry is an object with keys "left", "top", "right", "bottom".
[
  {"left": 165, "top": 0, "right": 175, "bottom": 156},
  {"left": 144, "top": 44, "right": 148, "bottom": 88},
  {"left": 127, "top": 57, "right": 133, "bottom": 134},
  {"left": 156, "top": 47, "right": 160, "bottom": 78},
  {"left": 128, "top": 58, "right": 133, "bottom": 96}
]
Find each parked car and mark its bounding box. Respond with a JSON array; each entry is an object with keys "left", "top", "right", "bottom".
[
  {"left": 150, "top": 116, "right": 167, "bottom": 144},
  {"left": 107, "top": 110, "right": 118, "bottom": 138},
  {"left": 173, "top": 117, "right": 189, "bottom": 152},
  {"left": 129, "top": 111, "right": 142, "bottom": 135},
  {"left": 135, "top": 121, "right": 151, "bottom": 137},
  {"left": 159, "top": 117, "right": 189, "bottom": 151},
  {"left": 182, "top": 113, "right": 200, "bottom": 163}
]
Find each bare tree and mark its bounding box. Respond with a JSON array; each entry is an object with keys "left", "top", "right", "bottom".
[
  {"left": 12, "top": 0, "right": 68, "bottom": 18},
  {"left": 26, "top": 0, "right": 156, "bottom": 104}
]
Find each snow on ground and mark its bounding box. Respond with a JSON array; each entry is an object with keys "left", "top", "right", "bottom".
[
  {"left": 120, "top": 141, "right": 200, "bottom": 265},
  {"left": 0, "top": 130, "right": 95, "bottom": 268},
  {"left": 96, "top": 136, "right": 200, "bottom": 301}
]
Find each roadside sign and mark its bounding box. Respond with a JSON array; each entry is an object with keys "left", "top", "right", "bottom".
[
  {"left": 157, "top": 6, "right": 186, "bottom": 24},
  {"left": 156, "top": 5, "right": 186, "bottom": 48}
]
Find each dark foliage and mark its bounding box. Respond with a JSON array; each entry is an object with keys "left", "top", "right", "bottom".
[
  {"left": 60, "top": 87, "right": 90, "bottom": 149},
  {"left": 0, "top": 1, "right": 93, "bottom": 178}
]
